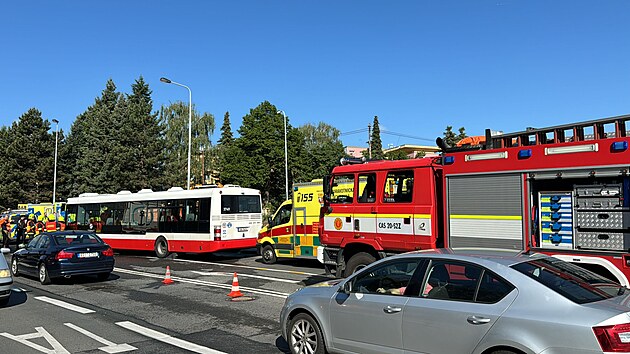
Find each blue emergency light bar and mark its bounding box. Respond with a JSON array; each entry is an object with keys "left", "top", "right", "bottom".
[{"left": 611, "top": 141, "right": 628, "bottom": 152}]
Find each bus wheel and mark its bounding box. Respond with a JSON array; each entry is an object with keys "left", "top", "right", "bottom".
[
  {"left": 261, "top": 245, "right": 277, "bottom": 264},
  {"left": 343, "top": 252, "right": 376, "bottom": 278},
  {"left": 154, "top": 237, "right": 170, "bottom": 258}
]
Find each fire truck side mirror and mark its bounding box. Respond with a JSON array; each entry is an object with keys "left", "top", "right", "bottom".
[
  {"left": 323, "top": 175, "right": 331, "bottom": 197},
  {"left": 267, "top": 217, "right": 273, "bottom": 227}
]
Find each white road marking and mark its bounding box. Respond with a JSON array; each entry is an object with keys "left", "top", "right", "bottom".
[
  {"left": 0, "top": 327, "right": 70, "bottom": 353},
  {"left": 150, "top": 257, "right": 321, "bottom": 276},
  {"left": 190, "top": 271, "right": 300, "bottom": 284},
  {"left": 35, "top": 296, "right": 95, "bottom": 314},
  {"left": 114, "top": 267, "right": 290, "bottom": 298},
  {"left": 64, "top": 323, "right": 137, "bottom": 353},
  {"left": 116, "top": 321, "right": 226, "bottom": 354}
]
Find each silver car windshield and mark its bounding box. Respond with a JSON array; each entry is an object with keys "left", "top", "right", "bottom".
[{"left": 512, "top": 257, "right": 623, "bottom": 304}]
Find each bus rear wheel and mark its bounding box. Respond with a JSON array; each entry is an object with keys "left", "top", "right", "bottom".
[{"left": 154, "top": 237, "right": 170, "bottom": 258}]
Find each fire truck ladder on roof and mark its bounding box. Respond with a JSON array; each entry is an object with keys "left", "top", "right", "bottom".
[{"left": 485, "top": 114, "right": 630, "bottom": 150}]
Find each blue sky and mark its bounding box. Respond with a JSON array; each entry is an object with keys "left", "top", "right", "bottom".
[{"left": 1, "top": 1, "right": 629, "bottom": 148}]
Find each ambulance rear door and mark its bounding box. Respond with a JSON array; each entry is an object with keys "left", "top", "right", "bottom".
[{"left": 292, "top": 183, "right": 322, "bottom": 259}]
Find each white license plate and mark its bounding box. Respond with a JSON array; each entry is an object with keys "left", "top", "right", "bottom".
[{"left": 77, "top": 252, "right": 99, "bottom": 258}]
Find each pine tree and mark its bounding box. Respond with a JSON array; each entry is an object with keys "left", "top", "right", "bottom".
[
  {"left": 2, "top": 109, "right": 55, "bottom": 207},
  {"left": 116, "top": 76, "right": 164, "bottom": 191},
  {"left": 0, "top": 126, "right": 11, "bottom": 210},
  {"left": 66, "top": 79, "right": 124, "bottom": 195},
  {"left": 370, "top": 116, "right": 383, "bottom": 159},
  {"left": 217, "top": 111, "right": 233, "bottom": 145},
  {"left": 443, "top": 126, "right": 458, "bottom": 147},
  {"left": 457, "top": 127, "right": 468, "bottom": 142}
]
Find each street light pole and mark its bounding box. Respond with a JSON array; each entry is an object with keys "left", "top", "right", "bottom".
[
  {"left": 277, "top": 110, "right": 289, "bottom": 200},
  {"left": 160, "top": 77, "right": 192, "bottom": 190},
  {"left": 52, "top": 119, "right": 59, "bottom": 223}
]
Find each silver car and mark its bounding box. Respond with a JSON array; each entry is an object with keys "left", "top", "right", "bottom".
[
  {"left": 0, "top": 247, "right": 13, "bottom": 305},
  {"left": 280, "top": 249, "right": 630, "bottom": 354}
]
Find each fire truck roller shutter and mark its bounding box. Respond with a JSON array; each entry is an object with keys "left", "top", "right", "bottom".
[{"left": 447, "top": 174, "right": 524, "bottom": 250}]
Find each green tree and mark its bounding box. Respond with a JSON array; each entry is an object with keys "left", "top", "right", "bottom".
[
  {"left": 370, "top": 116, "right": 383, "bottom": 159},
  {"left": 114, "top": 76, "right": 164, "bottom": 191},
  {"left": 65, "top": 79, "right": 126, "bottom": 195},
  {"left": 217, "top": 111, "right": 233, "bottom": 145},
  {"left": 1, "top": 108, "right": 56, "bottom": 208},
  {"left": 385, "top": 149, "right": 410, "bottom": 160},
  {"left": 443, "top": 125, "right": 458, "bottom": 147},
  {"left": 457, "top": 127, "right": 468, "bottom": 142},
  {"left": 221, "top": 101, "right": 304, "bottom": 208},
  {"left": 0, "top": 126, "right": 11, "bottom": 210},
  {"left": 159, "top": 101, "right": 215, "bottom": 188},
  {"left": 443, "top": 125, "right": 468, "bottom": 147},
  {"left": 298, "top": 122, "right": 345, "bottom": 179}
]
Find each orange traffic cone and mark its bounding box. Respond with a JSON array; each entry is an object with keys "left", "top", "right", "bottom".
[
  {"left": 162, "top": 266, "right": 174, "bottom": 285},
  {"left": 227, "top": 272, "right": 243, "bottom": 298}
]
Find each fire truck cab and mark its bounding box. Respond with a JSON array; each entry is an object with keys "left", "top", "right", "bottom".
[
  {"left": 321, "top": 158, "right": 443, "bottom": 277},
  {"left": 321, "top": 114, "right": 630, "bottom": 284}
]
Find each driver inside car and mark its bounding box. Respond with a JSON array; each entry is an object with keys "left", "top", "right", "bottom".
[{"left": 377, "top": 286, "right": 406, "bottom": 295}]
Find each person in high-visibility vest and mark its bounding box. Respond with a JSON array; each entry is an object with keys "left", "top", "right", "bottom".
[
  {"left": 35, "top": 216, "right": 45, "bottom": 235},
  {"left": 0, "top": 215, "right": 8, "bottom": 248},
  {"left": 26, "top": 214, "right": 36, "bottom": 241},
  {"left": 57, "top": 215, "right": 66, "bottom": 231},
  {"left": 45, "top": 215, "right": 59, "bottom": 232}
]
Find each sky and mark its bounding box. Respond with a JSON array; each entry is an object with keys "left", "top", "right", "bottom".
[{"left": 1, "top": 1, "right": 629, "bottom": 149}]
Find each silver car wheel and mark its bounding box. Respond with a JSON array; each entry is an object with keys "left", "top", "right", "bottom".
[{"left": 290, "top": 319, "right": 318, "bottom": 354}]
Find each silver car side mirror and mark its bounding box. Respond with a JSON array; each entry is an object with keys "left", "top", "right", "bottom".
[{"left": 338, "top": 281, "right": 351, "bottom": 294}]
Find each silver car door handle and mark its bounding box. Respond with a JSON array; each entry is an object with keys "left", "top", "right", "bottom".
[
  {"left": 383, "top": 306, "right": 402, "bottom": 314},
  {"left": 467, "top": 316, "right": 491, "bottom": 325}
]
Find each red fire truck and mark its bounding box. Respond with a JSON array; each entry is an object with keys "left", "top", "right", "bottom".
[{"left": 321, "top": 114, "right": 630, "bottom": 285}]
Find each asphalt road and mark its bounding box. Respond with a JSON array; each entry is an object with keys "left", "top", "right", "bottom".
[{"left": 1, "top": 249, "right": 331, "bottom": 354}]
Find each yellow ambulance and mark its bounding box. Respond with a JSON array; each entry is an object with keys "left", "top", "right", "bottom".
[{"left": 257, "top": 179, "right": 354, "bottom": 264}]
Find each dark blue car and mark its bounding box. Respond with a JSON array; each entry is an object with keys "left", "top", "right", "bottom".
[{"left": 10, "top": 231, "right": 115, "bottom": 284}]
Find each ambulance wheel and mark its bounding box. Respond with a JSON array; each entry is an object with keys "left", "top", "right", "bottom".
[
  {"left": 343, "top": 252, "right": 376, "bottom": 278},
  {"left": 154, "top": 237, "right": 170, "bottom": 258},
  {"left": 261, "top": 245, "right": 277, "bottom": 264}
]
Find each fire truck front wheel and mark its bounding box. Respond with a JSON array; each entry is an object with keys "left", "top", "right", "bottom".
[
  {"left": 154, "top": 237, "right": 170, "bottom": 258},
  {"left": 261, "top": 244, "right": 277, "bottom": 264},
  {"left": 344, "top": 252, "right": 376, "bottom": 278}
]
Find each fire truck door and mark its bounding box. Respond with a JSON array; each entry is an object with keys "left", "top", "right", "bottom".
[
  {"left": 377, "top": 170, "right": 416, "bottom": 250},
  {"left": 354, "top": 173, "right": 377, "bottom": 238},
  {"left": 323, "top": 174, "right": 356, "bottom": 244}
]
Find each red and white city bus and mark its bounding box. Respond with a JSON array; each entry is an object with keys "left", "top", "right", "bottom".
[{"left": 66, "top": 185, "right": 263, "bottom": 258}]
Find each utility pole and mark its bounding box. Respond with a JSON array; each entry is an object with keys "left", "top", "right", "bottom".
[{"left": 367, "top": 123, "right": 372, "bottom": 159}]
